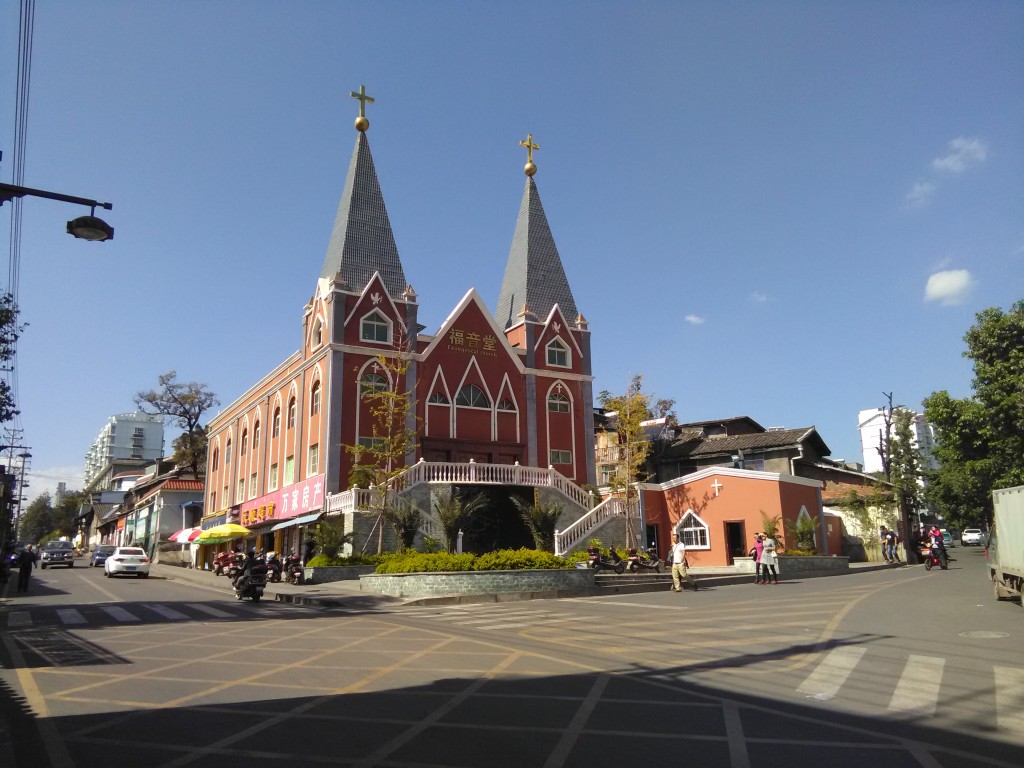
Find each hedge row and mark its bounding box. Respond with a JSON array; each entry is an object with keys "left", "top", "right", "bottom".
[{"left": 374, "top": 548, "right": 573, "bottom": 574}]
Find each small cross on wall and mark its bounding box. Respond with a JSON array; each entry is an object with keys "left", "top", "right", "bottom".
[{"left": 711, "top": 479, "right": 723, "bottom": 496}]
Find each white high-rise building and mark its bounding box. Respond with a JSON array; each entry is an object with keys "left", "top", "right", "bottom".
[
  {"left": 858, "top": 407, "right": 938, "bottom": 476},
  {"left": 83, "top": 412, "right": 164, "bottom": 485}
]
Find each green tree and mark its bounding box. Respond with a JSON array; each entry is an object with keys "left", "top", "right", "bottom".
[
  {"left": 598, "top": 375, "right": 655, "bottom": 547},
  {"left": 18, "top": 492, "right": 54, "bottom": 544},
  {"left": 432, "top": 490, "right": 485, "bottom": 553},
  {"left": 135, "top": 371, "right": 219, "bottom": 475},
  {"left": 924, "top": 301, "right": 1024, "bottom": 526},
  {"left": 0, "top": 293, "right": 24, "bottom": 424},
  {"left": 382, "top": 499, "right": 421, "bottom": 553},
  {"left": 344, "top": 334, "right": 420, "bottom": 553}
]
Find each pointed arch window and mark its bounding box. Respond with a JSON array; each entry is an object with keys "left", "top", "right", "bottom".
[
  {"left": 311, "top": 316, "right": 324, "bottom": 348},
  {"left": 225, "top": 438, "right": 232, "bottom": 465},
  {"left": 287, "top": 397, "right": 296, "bottom": 430},
  {"left": 427, "top": 392, "right": 450, "bottom": 404},
  {"left": 241, "top": 430, "right": 248, "bottom": 455},
  {"left": 547, "top": 392, "right": 570, "bottom": 413},
  {"left": 360, "top": 372, "right": 388, "bottom": 396},
  {"left": 497, "top": 398, "right": 516, "bottom": 411},
  {"left": 547, "top": 338, "right": 570, "bottom": 367},
  {"left": 361, "top": 311, "right": 390, "bottom": 343},
  {"left": 676, "top": 510, "right": 710, "bottom": 550},
  {"left": 272, "top": 407, "right": 281, "bottom": 438},
  {"left": 310, "top": 380, "right": 322, "bottom": 416},
  {"left": 252, "top": 422, "right": 260, "bottom": 451},
  {"left": 456, "top": 384, "right": 489, "bottom": 408}
]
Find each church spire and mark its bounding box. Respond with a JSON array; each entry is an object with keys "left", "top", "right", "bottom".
[
  {"left": 320, "top": 85, "right": 407, "bottom": 298},
  {"left": 495, "top": 133, "right": 579, "bottom": 329}
]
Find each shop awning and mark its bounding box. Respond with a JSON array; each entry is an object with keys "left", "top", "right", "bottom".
[{"left": 270, "top": 512, "right": 323, "bottom": 532}]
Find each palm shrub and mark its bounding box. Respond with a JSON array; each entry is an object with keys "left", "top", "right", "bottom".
[
  {"left": 511, "top": 496, "right": 563, "bottom": 552},
  {"left": 786, "top": 515, "right": 818, "bottom": 553},
  {"left": 382, "top": 499, "right": 421, "bottom": 552},
  {"left": 432, "top": 490, "right": 485, "bottom": 552},
  {"left": 311, "top": 516, "right": 354, "bottom": 559}
]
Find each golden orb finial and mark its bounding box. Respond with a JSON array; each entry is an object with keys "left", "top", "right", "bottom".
[
  {"left": 350, "top": 85, "right": 374, "bottom": 133},
  {"left": 519, "top": 133, "right": 539, "bottom": 176}
]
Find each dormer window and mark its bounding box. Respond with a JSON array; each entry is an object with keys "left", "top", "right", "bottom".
[
  {"left": 361, "top": 311, "right": 390, "bottom": 343},
  {"left": 547, "top": 338, "right": 570, "bottom": 367}
]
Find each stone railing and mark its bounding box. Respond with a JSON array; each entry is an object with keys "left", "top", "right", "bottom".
[
  {"left": 554, "top": 496, "right": 629, "bottom": 556},
  {"left": 324, "top": 459, "right": 596, "bottom": 520}
]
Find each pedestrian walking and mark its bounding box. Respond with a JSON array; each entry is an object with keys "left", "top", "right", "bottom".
[
  {"left": 669, "top": 532, "right": 696, "bottom": 592},
  {"left": 759, "top": 532, "right": 779, "bottom": 584},
  {"left": 884, "top": 527, "right": 899, "bottom": 563},
  {"left": 880, "top": 526, "right": 891, "bottom": 562},
  {"left": 750, "top": 533, "right": 766, "bottom": 583},
  {"left": 17, "top": 544, "right": 37, "bottom": 593}
]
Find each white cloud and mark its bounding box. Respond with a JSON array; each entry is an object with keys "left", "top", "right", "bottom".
[
  {"left": 924, "top": 269, "right": 976, "bottom": 306},
  {"left": 932, "top": 137, "right": 988, "bottom": 173},
  {"left": 905, "top": 181, "right": 935, "bottom": 208},
  {"left": 684, "top": 314, "right": 705, "bottom": 325},
  {"left": 749, "top": 291, "right": 769, "bottom": 303}
]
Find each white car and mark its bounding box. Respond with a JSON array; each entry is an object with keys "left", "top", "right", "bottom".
[
  {"left": 961, "top": 528, "right": 983, "bottom": 546},
  {"left": 103, "top": 547, "right": 151, "bottom": 578}
]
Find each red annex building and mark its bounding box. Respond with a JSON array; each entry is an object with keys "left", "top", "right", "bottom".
[{"left": 203, "top": 93, "right": 596, "bottom": 557}]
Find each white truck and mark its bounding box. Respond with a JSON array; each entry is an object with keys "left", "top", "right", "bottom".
[{"left": 990, "top": 485, "right": 1024, "bottom": 603}]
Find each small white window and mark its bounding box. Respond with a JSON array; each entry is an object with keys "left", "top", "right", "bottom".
[
  {"left": 361, "top": 311, "right": 390, "bottom": 343},
  {"left": 547, "top": 338, "right": 569, "bottom": 367},
  {"left": 312, "top": 316, "right": 324, "bottom": 348},
  {"left": 676, "top": 510, "right": 710, "bottom": 550},
  {"left": 269, "top": 464, "right": 279, "bottom": 491},
  {"left": 360, "top": 373, "right": 388, "bottom": 396},
  {"left": 308, "top": 443, "right": 319, "bottom": 476},
  {"left": 547, "top": 392, "right": 569, "bottom": 412},
  {"left": 550, "top": 449, "right": 572, "bottom": 465}
]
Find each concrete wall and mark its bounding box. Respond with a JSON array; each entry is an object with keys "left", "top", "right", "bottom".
[{"left": 361, "top": 567, "right": 595, "bottom": 599}]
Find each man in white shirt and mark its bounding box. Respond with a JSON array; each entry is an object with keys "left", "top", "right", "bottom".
[{"left": 670, "top": 532, "right": 695, "bottom": 592}]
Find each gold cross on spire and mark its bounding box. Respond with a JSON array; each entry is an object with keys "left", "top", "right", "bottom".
[
  {"left": 520, "top": 133, "right": 539, "bottom": 177},
  {"left": 350, "top": 85, "right": 375, "bottom": 132}
]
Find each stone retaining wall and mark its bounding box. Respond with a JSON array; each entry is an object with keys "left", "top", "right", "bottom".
[
  {"left": 303, "top": 565, "right": 378, "bottom": 584},
  {"left": 360, "top": 568, "right": 596, "bottom": 599},
  {"left": 701, "top": 556, "right": 850, "bottom": 575}
]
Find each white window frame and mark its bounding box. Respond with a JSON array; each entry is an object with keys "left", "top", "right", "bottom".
[
  {"left": 547, "top": 392, "right": 570, "bottom": 413},
  {"left": 676, "top": 510, "right": 710, "bottom": 550},
  {"left": 308, "top": 443, "right": 319, "bottom": 476},
  {"left": 360, "top": 310, "right": 391, "bottom": 344},
  {"left": 269, "top": 463, "right": 279, "bottom": 491},
  {"left": 549, "top": 449, "right": 572, "bottom": 465},
  {"left": 546, "top": 337, "right": 570, "bottom": 368},
  {"left": 456, "top": 384, "right": 489, "bottom": 408}
]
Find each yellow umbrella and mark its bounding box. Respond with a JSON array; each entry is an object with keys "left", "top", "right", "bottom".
[{"left": 197, "top": 523, "right": 251, "bottom": 544}]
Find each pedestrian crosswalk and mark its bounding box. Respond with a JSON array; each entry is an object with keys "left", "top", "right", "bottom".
[{"left": 2, "top": 599, "right": 307, "bottom": 630}]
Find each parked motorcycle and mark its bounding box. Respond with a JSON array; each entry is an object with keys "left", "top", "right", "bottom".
[
  {"left": 919, "top": 545, "right": 948, "bottom": 570},
  {"left": 213, "top": 550, "right": 244, "bottom": 577},
  {"left": 232, "top": 560, "right": 269, "bottom": 602},
  {"left": 265, "top": 551, "right": 282, "bottom": 583},
  {"left": 626, "top": 546, "right": 663, "bottom": 574},
  {"left": 283, "top": 552, "right": 303, "bottom": 585},
  {"left": 588, "top": 545, "right": 626, "bottom": 574}
]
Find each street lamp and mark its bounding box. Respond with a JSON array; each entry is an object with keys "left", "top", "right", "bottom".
[{"left": 0, "top": 182, "right": 114, "bottom": 241}]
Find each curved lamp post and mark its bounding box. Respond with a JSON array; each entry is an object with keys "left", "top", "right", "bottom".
[{"left": 0, "top": 182, "right": 114, "bottom": 241}]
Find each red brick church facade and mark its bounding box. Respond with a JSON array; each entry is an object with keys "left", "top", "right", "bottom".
[{"left": 202, "top": 95, "right": 595, "bottom": 553}]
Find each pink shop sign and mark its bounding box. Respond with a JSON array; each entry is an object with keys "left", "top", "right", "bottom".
[{"left": 274, "top": 474, "right": 325, "bottom": 520}]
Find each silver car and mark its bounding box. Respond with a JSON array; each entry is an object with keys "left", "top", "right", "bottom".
[{"left": 40, "top": 540, "right": 75, "bottom": 569}]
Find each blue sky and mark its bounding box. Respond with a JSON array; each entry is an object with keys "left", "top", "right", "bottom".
[{"left": 1, "top": 1, "right": 1021, "bottom": 501}]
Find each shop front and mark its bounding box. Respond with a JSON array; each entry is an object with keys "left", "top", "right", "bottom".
[{"left": 240, "top": 474, "right": 326, "bottom": 561}]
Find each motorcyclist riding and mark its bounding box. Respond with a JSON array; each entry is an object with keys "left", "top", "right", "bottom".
[
  {"left": 232, "top": 549, "right": 257, "bottom": 592},
  {"left": 929, "top": 526, "right": 948, "bottom": 569}
]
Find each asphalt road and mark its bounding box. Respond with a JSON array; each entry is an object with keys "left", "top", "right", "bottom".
[{"left": 1, "top": 545, "right": 1021, "bottom": 768}]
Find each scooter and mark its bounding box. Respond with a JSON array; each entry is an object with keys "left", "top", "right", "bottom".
[
  {"left": 283, "top": 552, "right": 303, "bottom": 585},
  {"left": 626, "top": 546, "right": 663, "bottom": 574},
  {"left": 588, "top": 545, "right": 626, "bottom": 574},
  {"left": 232, "top": 562, "right": 269, "bottom": 602},
  {"left": 212, "top": 550, "right": 242, "bottom": 576},
  {"left": 919, "top": 545, "right": 948, "bottom": 570},
  {"left": 265, "top": 551, "right": 282, "bottom": 583}
]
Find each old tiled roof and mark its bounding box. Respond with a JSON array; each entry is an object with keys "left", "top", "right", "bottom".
[
  {"left": 669, "top": 427, "right": 831, "bottom": 457},
  {"left": 495, "top": 176, "right": 578, "bottom": 329},
  {"left": 320, "top": 131, "right": 407, "bottom": 299}
]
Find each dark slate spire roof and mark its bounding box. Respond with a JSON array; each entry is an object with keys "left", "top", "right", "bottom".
[
  {"left": 320, "top": 131, "right": 407, "bottom": 298},
  {"left": 495, "top": 176, "right": 578, "bottom": 330}
]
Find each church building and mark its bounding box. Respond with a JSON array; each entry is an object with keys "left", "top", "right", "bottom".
[{"left": 202, "top": 88, "right": 596, "bottom": 556}]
